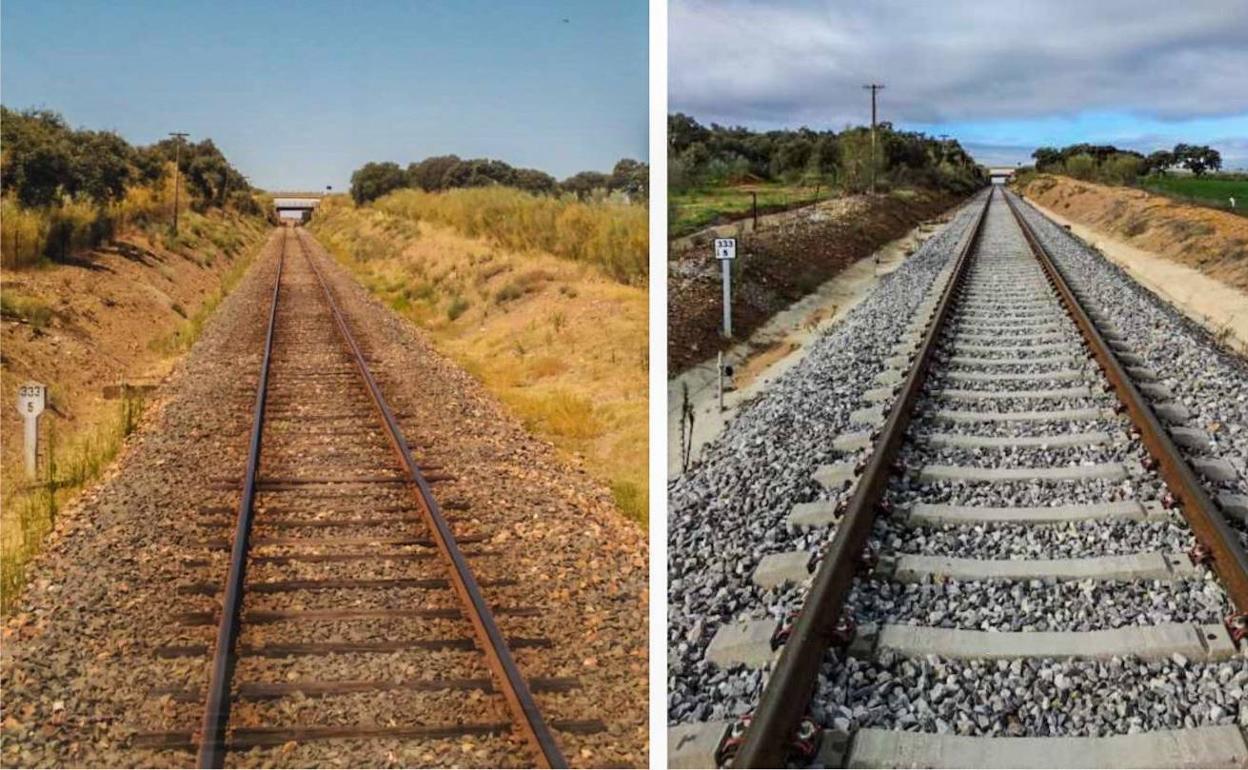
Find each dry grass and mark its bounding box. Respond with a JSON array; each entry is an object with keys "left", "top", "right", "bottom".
[
  {"left": 1, "top": 394, "right": 144, "bottom": 612},
  {"left": 310, "top": 201, "right": 649, "bottom": 525},
  {"left": 0, "top": 210, "right": 269, "bottom": 613},
  {"left": 359, "top": 187, "right": 648, "bottom": 285}
]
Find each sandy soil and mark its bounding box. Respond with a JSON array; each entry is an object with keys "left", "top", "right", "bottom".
[
  {"left": 1026, "top": 199, "right": 1248, "bottom": 355},
  {"left": 1017, "top": 174, "right": 1248, "bottom": 292}
]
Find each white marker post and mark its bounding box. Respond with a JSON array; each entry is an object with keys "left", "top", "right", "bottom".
[
  {"left": 714, "top": 238, "right": 736, "bottom": 337},
  {"left": 17, "top": 382, "right": 47, "bottom": 479}
]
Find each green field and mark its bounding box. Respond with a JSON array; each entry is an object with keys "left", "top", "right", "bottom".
[
  {"left": 1142, "top": 175, "right": 1248, "bottom": 212},
  {"left": 669, "top": 182, "right": 831, "bottom": 239}
]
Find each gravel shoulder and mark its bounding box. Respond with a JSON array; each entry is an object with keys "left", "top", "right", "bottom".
[{"left": 1, "top": 227, "right": 647, "bottom": 768}]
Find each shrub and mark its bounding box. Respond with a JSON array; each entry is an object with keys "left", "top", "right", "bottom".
[{"left": 446, "top": 295, "right": 470, "bottom": 320}]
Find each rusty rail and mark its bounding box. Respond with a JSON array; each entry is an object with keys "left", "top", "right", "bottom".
[
  {"left": 196, "top": 227, "right": 565, "bottom": 767},
  {"left": 292, "top": 230, "right": 567, "bottom": 768},
  {"left": 197, "top": 229, "right": 286, "bottom": 767},
  {"left": 1004, "top": 189, "right": 1248, "bottom": 613},
  {"left": 729, "top": 190, "right": 993, "bottom": 768}
]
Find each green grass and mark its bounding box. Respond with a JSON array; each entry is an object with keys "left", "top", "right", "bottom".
[
  {"left": 0, "top": 290, "right": 54, "bottom": 330},
  {"left": 1142, "top": 175, "right": 1248, "bottom": 213},
  {"left": 669, "top": 181, "right": 834, "bottom": 239}
]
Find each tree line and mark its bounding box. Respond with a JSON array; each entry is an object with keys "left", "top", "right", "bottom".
[
  {"left": 1, "top": 106, "right": 256, "bottom": 212},
  {"left": 349, "top": 155, "right": 649, "bottom": 205},
  {"left": 1030, "top": 142, "right": 1223, "bottom": 184},
  {"left": 668, "top": 113, "right": 987, "bottom": 194},
  {"left": 1, "top": 106, "right": 264, "bottom": 267}
]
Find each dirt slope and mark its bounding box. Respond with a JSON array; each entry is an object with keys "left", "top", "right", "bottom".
[
  {"left": 309, "top": 205, "right": 648, "bottom": 524},
  {"left": 667, "top": 189, "right": 962, "bottom": 372},
  {"left": 1, "top": 214, "right": 268, "bottom": 585},
  {"left": 1016, "top": 174, "right": 1248, "bottom": 292}
]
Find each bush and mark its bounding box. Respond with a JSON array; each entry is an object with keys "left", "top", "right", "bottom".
[
  {"left": 1063, "top": 153, "right": 1097, "bottom": 181},
  {"left": 446, "top": 295, "right": 470, "bottom": 320}
]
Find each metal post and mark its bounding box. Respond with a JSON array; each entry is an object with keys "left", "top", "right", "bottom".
[
  {"left": 721, "top": 258, "right": 732, "bottom": 338},
  {"left": 751, "top": 191, "right": 758, "bottom": 231},
  {"left": 24, "top": 415, "right": 38, "bottom": 478},
  {"left": 169, "top": 132, "right": 189, "bottom": 234},
  {"left": 718, "top": 352, "right": 725, "bottom": 412}
]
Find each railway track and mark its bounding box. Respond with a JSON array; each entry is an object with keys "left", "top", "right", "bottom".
[
  {"left": 135, "top": 227, "right": 585, "bottom": 767},
  {"left": 678, "top": 187, "right": 1248, "bottom": 768}
]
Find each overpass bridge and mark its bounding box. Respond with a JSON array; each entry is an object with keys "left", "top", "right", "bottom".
[
  {"left": 988, "top": 167, "right": 1018, "bottom": 184},
  {"left": 272, "top": 195, "right": 324, "bottom": 222}
]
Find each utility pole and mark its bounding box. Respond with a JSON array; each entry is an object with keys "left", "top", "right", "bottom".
[
  {"left": 862, "top": 84, "right": 885, "bottom": 194},
  {"left": 169, "top": 132, "right": 189, "bottom": 234}
]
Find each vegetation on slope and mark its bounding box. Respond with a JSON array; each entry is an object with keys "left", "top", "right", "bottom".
[
  {"left": 370, "top": 187, "right": 647, "bottom": 284},
  {"left": 0, "top": 106, "right": 271, "bottom": 611},
  {"left": 1020, "top": 142, "right": 1240, "bottom": 215},
  {"left": 310, "top": 191, "right": 648, "bottom": 525},
  {"left": 1, "top": 106, "right": 267, "bottom": 268}
]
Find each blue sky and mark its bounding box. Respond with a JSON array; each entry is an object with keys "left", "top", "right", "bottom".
[
  {"left": 1, "top": 0, "right": 648, "bottom": 190},
  {"left": 670, "top": 0, "right": 1248, "bottom": 169}
]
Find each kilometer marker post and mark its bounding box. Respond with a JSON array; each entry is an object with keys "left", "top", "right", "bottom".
[
  {"left": 715, "top": 237, "right": 736, "bottom": 338},
  {"left": 17, "top": 382, "right": 47, "bottom": 479}
]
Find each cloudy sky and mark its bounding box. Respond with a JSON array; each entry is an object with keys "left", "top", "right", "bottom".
[{"left": 670, "top": 0, "right": 1248, "bottom": 168}]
